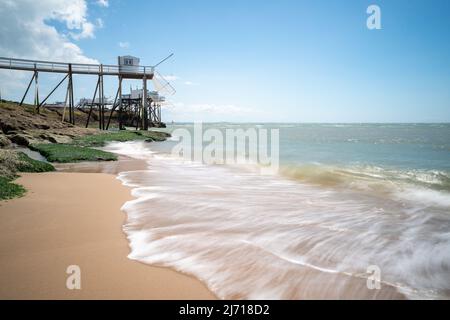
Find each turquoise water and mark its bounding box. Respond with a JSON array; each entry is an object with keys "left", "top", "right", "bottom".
[
  {"left": 108, "top": 123, "right": 450, "bottom": 299},
  {"left": 277, "top": 123, "right": 450, "bottom": 169},
  {"left": 155, "top": 123, "right": 450, "bottom": 192},
  {"left": 158, "top": 123, "right": 450, "bottom": 168}
]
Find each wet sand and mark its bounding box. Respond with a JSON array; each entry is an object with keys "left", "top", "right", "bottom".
[
  {"left": 53, "top": 155, "right": 149, "bottom": 174},
  {"left": 0, "top": 170, "right": 216, "bottom": 299}
]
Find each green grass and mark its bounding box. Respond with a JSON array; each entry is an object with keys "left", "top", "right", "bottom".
[
  {"left": 73, "top": 130, "right": 170, "bottom": 147},
  {"left": 0, "top": 151, "right": 55, "bottom": 200},
  {"left": 16, "top": 152, "right": 55, "bottom": 172},
  {"left": 29, "top": 144, "right": 117, "bottom": 163},
  {"left": 28, "top": 130, "right": 170, "bottom": 163},
  {"left": 0, "top": 176, "right": 26, "bottom": 200}
]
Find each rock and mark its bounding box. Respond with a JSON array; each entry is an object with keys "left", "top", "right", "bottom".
[
  {"left": 38, "top": 132, "right": 72, "bottom": 144},
  {"left": 0, "top": 118, "right": 19, "bottom": 133},
  {"left": 1, "top": 101, "right": 101, "bottom": 143},
  {"left": 8, "top": 133, "right": 42, "bottom": 147},
  {"left": 5, "top": 130, "right": 18, "bottom": 136},
  {"left": 36, "top": 124, "right": 51, "bottom": 130},
  {"left": 9, "top": 134, "right": 32, "bottom": 146},
  {"left": 0, "top": 134, "right": 11, "bottom": 148}
]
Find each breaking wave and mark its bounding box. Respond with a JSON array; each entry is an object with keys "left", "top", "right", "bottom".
[{"left": 108, "top": 140, "right": 450, "bottom": 300}]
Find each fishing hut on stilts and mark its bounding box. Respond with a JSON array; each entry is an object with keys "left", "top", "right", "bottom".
[{"left": 0, "top": 54, "right": 175, "bottom": 130}]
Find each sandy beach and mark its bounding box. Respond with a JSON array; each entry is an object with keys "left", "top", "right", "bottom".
[{"left": 0, "top": 171, "right": 216, "bottom": 299}]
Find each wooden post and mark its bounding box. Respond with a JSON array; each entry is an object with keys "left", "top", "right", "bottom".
[
  {"left": 142, "top": 75, "right": 148, "bottom": 130},
  {"left": 148, "top": 100, "right": 155, "bottom": 125},
  {"left": 34, "top": 65, "right": 39, "bottom": 112},
  {"left": 150, "top": 101, "right": 158, "bottom": 124},
  {"left": 67, "top": 64, "right": 74, "bottom": 124},
  {"left": 62, "top": 81, "right": 69, "bottom": 122},
  {"left": 99, "top": 64, "right": 104, "bottom": 130},
  {"left": 150, "top": 101, "right": 155, "bottom": 124},
  {"left": 106, "top": 84, "right": 121, "bottom": 130},
  {"left": 118, "top": 76, "right": 123, "bottom": 130},
  {"left": 70, "top": 68, "right": 75, "bottom": 125},
  {"left": 158, "top": 104, "right": 161, "bottom": 123},
  {"left": 135, "top": 103, "right": 139, "bottom": 130},
  {"left": 86, "top": 77, "right": 99, "bottom": 128}
]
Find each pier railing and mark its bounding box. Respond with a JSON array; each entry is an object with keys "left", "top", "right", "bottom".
[{"left": 0, "top": 57, "right": 154, "bottom": 78}]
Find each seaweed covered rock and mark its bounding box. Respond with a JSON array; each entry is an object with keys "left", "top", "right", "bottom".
[
  {"left": 0, "top": 134, "right": 11, "bottom": 148},
  {"left": 0, "top": 149, "right": 20, "bottom": 180},
  {"left": 8, "top": 133, "right": 42, "bottom": 146},
  {"left": 38, "top": 132, "right": 73, "bottom": 144},
  {"left": 0, "top": 149, "right": 55, "bottom": 179}
]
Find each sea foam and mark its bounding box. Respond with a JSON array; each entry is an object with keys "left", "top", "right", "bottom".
[{"left": 113, "top": 140, "right": 450, "bottom": 299}]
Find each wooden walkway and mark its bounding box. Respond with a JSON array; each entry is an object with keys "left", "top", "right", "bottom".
[{"left": 0, "top": 57, "right": 154, "bottom": 79}]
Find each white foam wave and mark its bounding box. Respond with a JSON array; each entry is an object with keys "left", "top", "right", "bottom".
[
  {"left": 103, "top": 141, "right": 155, "bottom": 160},
  {"left": 113, "top": 140, "right": 450, "bottom": 299},
  {"left": 395, "top": 187, "right": 450, "bottom": 208}
]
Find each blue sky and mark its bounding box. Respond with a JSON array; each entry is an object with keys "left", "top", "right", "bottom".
[{"left": 1, "top": 0, "right": 449, "bottom": 122}]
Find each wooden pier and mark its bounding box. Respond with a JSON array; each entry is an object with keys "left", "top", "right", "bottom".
[{"left": 0, "top": 56, "right": 174, "bottom": 130}]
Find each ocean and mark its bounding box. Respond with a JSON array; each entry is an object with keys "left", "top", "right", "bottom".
[{"left": 104, "top": 123, "right": 450, "bottom": 299}]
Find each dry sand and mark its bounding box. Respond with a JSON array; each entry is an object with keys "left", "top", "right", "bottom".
[{"left": 0, "top": 171, "right": 216, "bottom": 299}]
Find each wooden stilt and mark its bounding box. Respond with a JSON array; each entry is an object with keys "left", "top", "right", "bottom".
[
  {"left": 106, "top": 85, "right": 121, "bottom": 130},
  {"left": 34, "top": 65, "right": 39, "bottom": 112},
  {"left": 68, "top": 64, "right": 75, "bottom": 124},
  {"left": 118, "top": 76, "right": 123, "bottom": 130},
  {"left": 158, "top": 104, "right": 161, "bottom": 123},
  {"left": 135, "top": 103, "right": 139, "bottom": 130},
  {"left": 62, "top": 82, "right": 69, "bottom": 122},
  {"left": 99, "top": 65, "right": 104, "bottom": 130},
  {"left": 142, "top": 76, "right": 148, "bottom": 130},
  {"left": 20, "top": 72, "right": 36, "bottom": 106},
  {"left": 70, "top": 67, "right": 75, "bottom": 125},
  {"left": 86, "top": 77, "right": 100, "bottom": 128},
  {"left": 38, "top": 74, "right": 68, "bottom": 110}
]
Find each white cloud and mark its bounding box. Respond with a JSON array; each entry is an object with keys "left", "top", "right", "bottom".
[
  {"left": 118, "top": 41, "right": 130, "bottom": 48},
  {"left": 71, "top": 21, "right": 95, "bottom": 40},
  {"left": 51, "top": 0, "right": 96, "bottom": 39},
  {"left": 0, "top": 0, "right": 98, "bottom": 96},
  {"left": 97, "top": 0, "right": 109, "bottom": 7},
  {"left": 0, "top": 0, "right": 98, "bottom": 61}
]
